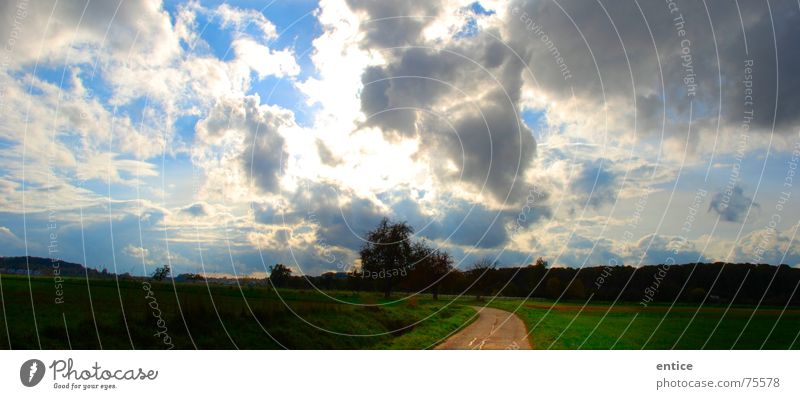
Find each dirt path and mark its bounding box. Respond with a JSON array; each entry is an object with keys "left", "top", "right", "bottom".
[{"left": 435, "top": 306, "right": 532, "bottom": 350}]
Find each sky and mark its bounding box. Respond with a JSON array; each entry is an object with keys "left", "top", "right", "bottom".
[{"left": 1, "top": 0, "right": 799, "bottom": 278}]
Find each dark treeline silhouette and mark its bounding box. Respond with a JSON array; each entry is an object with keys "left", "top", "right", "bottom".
[
  {"left": 278, "top": 261, "right": 800, "bottom": 306},
  {"left": 274, "top": 219, "right": 800, "bottom": 307}
]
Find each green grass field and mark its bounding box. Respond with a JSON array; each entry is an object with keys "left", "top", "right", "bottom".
[
  {"left": 0, "top": 274, "right": 475, "bottom": 349},
  {"left": 0, "top": 274, "right": 797, "bottom": 349},
  {"left": 487, "top": 298, "right": 800, "bottom": 349}
]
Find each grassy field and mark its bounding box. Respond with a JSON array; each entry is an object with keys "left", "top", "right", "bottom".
[
  {"left": 487, "top": 298, "right": 800, "bottom": 349},
  {"left": 1, "top": 274, "right": 797, "bottom": 349},
  {"left": 0, "top": 274, "right": 475, "bottom": 349}
]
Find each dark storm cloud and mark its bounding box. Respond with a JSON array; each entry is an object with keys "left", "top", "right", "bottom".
[
  {"left": 353, "top": 22, "right": 536, "bottom": 204},
  {"left": 432, "top": 202, "right": 510, "bottom": 248},
  {"left": 359, "top": 48, "right": 465, "bottom": 137},
  {"left": 359, "top": 66, "right": 418, "bottom": 138},
  {"left": 198, "top": 95, "right": 289, "bottom": 194},
  {"left": 305, "top": 186, "right": 386, "bottom": 249},
  {"left": 243, "top": 125, "right": 288, "bottom": 194},
  {"left": 410, "top": 198, "right": 550, "bottom": 249},
  {"left": 507, "top": 0, "right": 800, "bottom": 137},
  {"left": 254, "top": 181, "right": 386, "bottom": 250},
  {"left": 345, "top": 0, "right": 441, "bottom": 47},
  {"left": 255, "top": 184, "right": 550, "bottom": 254},
  {"left": 373, "top": 196, "right": 512, "bottom": 248},
  {"left": 708, "top": 185, "right": 759, "bottom": 222}
]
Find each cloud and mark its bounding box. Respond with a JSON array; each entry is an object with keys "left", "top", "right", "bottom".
[
  {"left": 180, "top": 202, "right": 211, "bottom": 217},
  {"left": 315, "top": 138, "right": 343, "bottom": 166},
  {"left": 351, "top": 13, "right": 537, "bottom": 204},
  {"left": 195, "top": 95, "right": 290, "bottom": 196},
  {"left": 122, "top": 244, "right": 150, "bottom": 260},
  {"left": 0, "top": 226, "right": 24, "bottom": 253},
  {"left": 232, "top": 37, "right": 300, "bottom": 79},
  {"left": 506, "top": 0, "right": 800, "bottom": 154},
  {"left": 517, "top": 226, "right": 620, "bottom": 268},
  {"left": 432, "top": 202, "right": 510, "bottom": 248},
  {"left": 708, "top": 185, "right": 759, "bottom": 223},
  {"left": 345, "top": 0, "right": 441, "bottom": 47},
  {"left": 4, "top": 0, "right": 799, "bottom": 276},
  {"left": 213, "top": 3, "right": 278, "bottom": 41},
  {"left": 0, "top": 68, "right": 163, "bottom": 212},
  {"left": 0, "top": 0, "right": 181, "bottom": 68},
  {"left": 734, "top": 225, "right": 800, "bottom": 267},
  {"left": 570, "top": 159, "right": 619, "bottom": 210},
  {"left": 633, "top": 234, "right": 707, "bottom": 266},
  {"left": 285, "top": 181, "right": 386, "bottom": 250}
]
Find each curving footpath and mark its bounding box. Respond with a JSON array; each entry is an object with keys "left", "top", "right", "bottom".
[{"left": 435, "top": 306, "right": 532, "bottom": 350}]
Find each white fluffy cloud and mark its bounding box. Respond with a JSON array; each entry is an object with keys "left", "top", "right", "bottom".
[
  {"left": 232, "top": 37, "right": 300, "bottom": 79},
  {"left": 122, "top": 244, "right": 150, "bottom": 260}
]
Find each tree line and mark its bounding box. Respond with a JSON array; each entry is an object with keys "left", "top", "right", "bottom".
[{"left": 268, "top": 218, "right": 800, "bottom": 306}]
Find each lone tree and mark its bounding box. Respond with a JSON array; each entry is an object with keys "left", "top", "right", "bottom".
[
  {"left": 268, "top": 264, "right": 292, "bottom": 288},
  {"left": 151, "top": 265, "right": 171, "bottom": 281},
  {"left": 411, "top": 241, "right": 454, "bottom": 300},
  {"left": 360, "top": 217, "right": 413, "bottom": 298}
]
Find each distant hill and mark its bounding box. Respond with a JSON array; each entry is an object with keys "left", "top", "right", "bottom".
[{"left": 0, "top": 256, "right": 114, "bottom": 278}]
